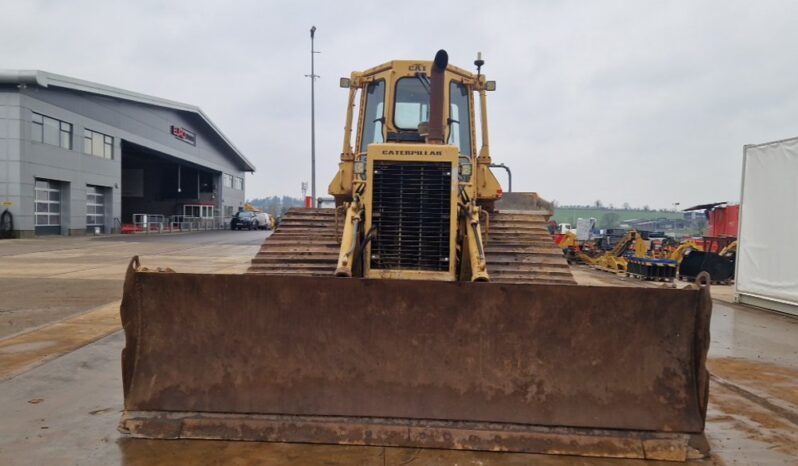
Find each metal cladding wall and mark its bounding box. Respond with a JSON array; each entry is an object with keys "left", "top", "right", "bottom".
[
  {"left": 736, "top": 137, "right": 798, "bottom": 316},
  {"left": 0, "top": 80, "right": 251, "bottom": 236}
]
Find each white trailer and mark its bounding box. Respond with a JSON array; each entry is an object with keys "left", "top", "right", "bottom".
[
  {"left": 576, "top": 217, "right": 601, "bottom": 241},
  {"left": 736, "top": 137, "right": 798, "bottom": 316}
]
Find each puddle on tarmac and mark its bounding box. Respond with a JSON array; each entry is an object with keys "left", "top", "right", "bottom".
[
  {"left": 708, "top": 357, "right": 798, "bottom": 408},
  {"left": 0, "top": 340, "right": 57, "bottom": 354}
]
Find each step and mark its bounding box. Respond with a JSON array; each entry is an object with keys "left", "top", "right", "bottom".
[
  {"left": 255, "top": 254, "right": 339, "bottom": 261},
  {"left": 487, "top": 263, "right": 573, "bottom": 274},
  {"left": 246, "top": 268, "right": 336, "bottom": 276},
  {"left": 485, "top": 246, "right": 563, "bottom": 255}
]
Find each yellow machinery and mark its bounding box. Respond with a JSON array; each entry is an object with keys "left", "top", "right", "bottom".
[
  {"left": 118, "top": 51, "right": 713, "bottom": 461},
  {"left": 564, "top": 231, "right": 687, "bottom": 282},
  {"left": 242, "top": 202, "right": 276, "bottom": 229},
  {"left": 327, "top": 51, "right": 503, "bottom": 282},
  {"left": 719, "top": 240, "right": 737, "bottom": 256},
  {"left": 670, "top": 240, "right": 704, "bottom": 262},
  {"left": 242, "top": 202, "right": 261, "bottom": 213},
  {"left": 565, "top": 229, "right": 646, "bottom": 273},
  {"left": 558, "top": 230, "right": 582, "bottom": 263}
]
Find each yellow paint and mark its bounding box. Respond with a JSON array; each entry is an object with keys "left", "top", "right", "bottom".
[
  {"left": 326, "top": 55, "right": 502, "bottom": 282},
  {"left": 0, "top": 301, "right": 121, "bottom": 379},
  {"left": 667, "top": 239, "right": 704, "bottom": 263},
  {"left": 464, "top": 203, "right": 489, "bottom": 281},
  {"left": 335, "top": 200, "right": 362, "bottom": 277},
  {"left": 363, "top": 146, "right": 460, "bottom": 281},
  {"left": 719, "top": 240, "right": 737, "bottom": 256}
]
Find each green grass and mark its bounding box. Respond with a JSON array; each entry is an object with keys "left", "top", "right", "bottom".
[{"left": 552, "top": 207, "right": 683, "bottom": 228}]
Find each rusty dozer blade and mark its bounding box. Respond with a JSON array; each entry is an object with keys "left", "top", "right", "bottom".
[{"left": 119, "top": 257, "right": 712, "bottom": 462}]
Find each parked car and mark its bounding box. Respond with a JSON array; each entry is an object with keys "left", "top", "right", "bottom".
[
  {"left": 255, "top": 212, "right": 273, "bottom": 230},
  {"left": 230, "top": 211, "right": 257, "bottom": 230}
]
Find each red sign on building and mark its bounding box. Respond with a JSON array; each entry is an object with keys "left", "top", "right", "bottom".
[{"left": 170, "top": 125, "right": 196, "bottom": 145}]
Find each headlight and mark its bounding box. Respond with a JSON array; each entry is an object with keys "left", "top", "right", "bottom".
[
  {"left": 354, "top": 160, "right": 367, "bottom": 176},
  {"left": 458, "top": 156, "right": 472, "bottom": 181}
]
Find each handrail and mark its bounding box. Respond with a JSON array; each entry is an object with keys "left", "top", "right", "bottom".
[{"left": 489, "top": 163, "right": 512, "bottom": 192}]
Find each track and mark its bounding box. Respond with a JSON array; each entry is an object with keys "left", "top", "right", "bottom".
[
  {"left": 484, "top": 212, "right": 576, "bottom": 285},
  {"left": 249, "top": 208, "right": 575, "bottom": 285},
  {"left": 247, "top": 208, "right": 339, "bottom": 275}
]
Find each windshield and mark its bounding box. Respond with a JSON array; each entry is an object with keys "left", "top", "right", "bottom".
[
  {"left": 360, "top": 80, "right": 385, "bottom": 152},
  {"left": 393, "top": 77, "right": 429, "bottom": 131},
  {"left": 448, "top": 81, "right": 472, "bottom": 155}
]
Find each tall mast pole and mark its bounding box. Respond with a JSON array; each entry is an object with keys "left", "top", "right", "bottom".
[{"left": 308, "top": 26, "right": 319, "bottom": 206}]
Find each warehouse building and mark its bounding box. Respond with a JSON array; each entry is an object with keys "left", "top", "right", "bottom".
[{"left": 0, "top": 70, "right": 255, "bottom": 237}]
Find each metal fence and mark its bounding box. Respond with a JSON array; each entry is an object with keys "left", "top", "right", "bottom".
[{"left": 130, "top": 213, "right": 226, "bottom": 234}]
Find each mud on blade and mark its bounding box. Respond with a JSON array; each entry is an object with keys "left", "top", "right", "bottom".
[{"left": 119, "top": 258, "right": 712, "bottom": 461}]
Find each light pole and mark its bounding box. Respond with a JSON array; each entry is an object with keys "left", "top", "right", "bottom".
[{"left": 305, "top": 26, "right": 320, "bottom": 205}]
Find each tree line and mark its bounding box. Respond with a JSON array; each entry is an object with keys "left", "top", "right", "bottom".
[
  {"left": 247, "top": 196, "right": 306, "bottom": 217},
  {"left": 551, "top": 200, "right": 677, "bottom": 212}
]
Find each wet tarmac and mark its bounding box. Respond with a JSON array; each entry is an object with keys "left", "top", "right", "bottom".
[
  {"left": 0, "top": 230, "right": 267, "bottom": 338},
  {"left": 0, "top": 233, "right": 796, "bottom": 465}
]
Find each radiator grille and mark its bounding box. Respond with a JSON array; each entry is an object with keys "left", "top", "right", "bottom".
[{"left": 370, "top": 161, "right": 452, "bottom": 272}]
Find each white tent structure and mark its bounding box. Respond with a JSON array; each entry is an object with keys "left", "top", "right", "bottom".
[{"left": 736, "top": 137, "right": 798, "bottom": 316}]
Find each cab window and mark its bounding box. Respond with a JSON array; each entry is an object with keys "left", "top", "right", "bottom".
[
  {"left": 360, "top": 80, "right": 386, "bottom": 152},
  {"left": 393, "top": 77, "right": 429, "bottom": 131},
  {"left": 448, "top": 82, "right": 471, "bottom": 155}
]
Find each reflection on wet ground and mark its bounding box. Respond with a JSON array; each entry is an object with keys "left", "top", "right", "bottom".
[
  {"left": 709, "top": 303, "right": 798, "bottom": 366},
  {"left": 705, "top": 361, "right": 798, "bottom": 463}
]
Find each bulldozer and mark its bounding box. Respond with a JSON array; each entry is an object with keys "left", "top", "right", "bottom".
[{"left": 118, "top": 50, "right": 713, "bottom": 461}]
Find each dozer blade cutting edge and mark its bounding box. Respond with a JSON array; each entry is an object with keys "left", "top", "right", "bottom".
[{"left": 119, "top": 256, "right": 712, "bottom": 462}]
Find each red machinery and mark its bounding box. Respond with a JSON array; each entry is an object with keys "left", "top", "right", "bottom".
[
  {"left": 707, "top": 204, "right": 739, "bottom": 237},
  {"left": 680, "top": 202, "right": 739, "bottom": 282},
  {"left": 683, "top": 202, "right": 739, "bottom": 252}
]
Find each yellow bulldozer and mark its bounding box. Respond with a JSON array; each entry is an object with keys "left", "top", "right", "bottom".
[{"left": 118, "top": 51, "right": 713, "bottom": 461}]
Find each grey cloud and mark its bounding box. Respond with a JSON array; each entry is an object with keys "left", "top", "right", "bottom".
[{"left": 3, "top": 0, "right": 797, "bottom": 208}]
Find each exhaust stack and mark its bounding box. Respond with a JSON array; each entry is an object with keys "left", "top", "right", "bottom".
[{"left": 427, "top": 49, "right": 448, "bottom": 144}]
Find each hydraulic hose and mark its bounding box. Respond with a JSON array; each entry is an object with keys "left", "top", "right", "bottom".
[{"left": 357, "top": 226, "right": 378, "bottom": 272}]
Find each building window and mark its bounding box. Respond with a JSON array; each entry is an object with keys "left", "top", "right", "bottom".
[
  {"left": 34, "top": 179, "right": 61, "bottom": 226},
  {"left": 32, "top": 113, "right": 72, "bottom": 150},
  {"left": 233, "top": 176, "right": 243, "bottom": 190},
  {"left": 83, "top": 129, "right": 113, "bottom": 159},
  {"left": 224, "top": 205, "right": 234, "bottom": 218},
  {"left": 222, "top": 173, "right": 233, "bottom": 188},
  {"left": 86, "top": 186, "right": 105, "bottom": 227},
  {"left": 182, "top": 204, "right": 215, "bottom": 219}
]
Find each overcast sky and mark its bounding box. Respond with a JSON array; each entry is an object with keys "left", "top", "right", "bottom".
[{"left": 3, "top": 1, "right": 797, "bottom": 208}]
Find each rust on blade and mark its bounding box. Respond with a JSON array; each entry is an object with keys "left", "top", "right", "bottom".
[
  {"left": 119, "top": 411, "right": 701, "bottom": 461},
  {"left": 120, "top": 266, "right": 711, "bottom": 446}
]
